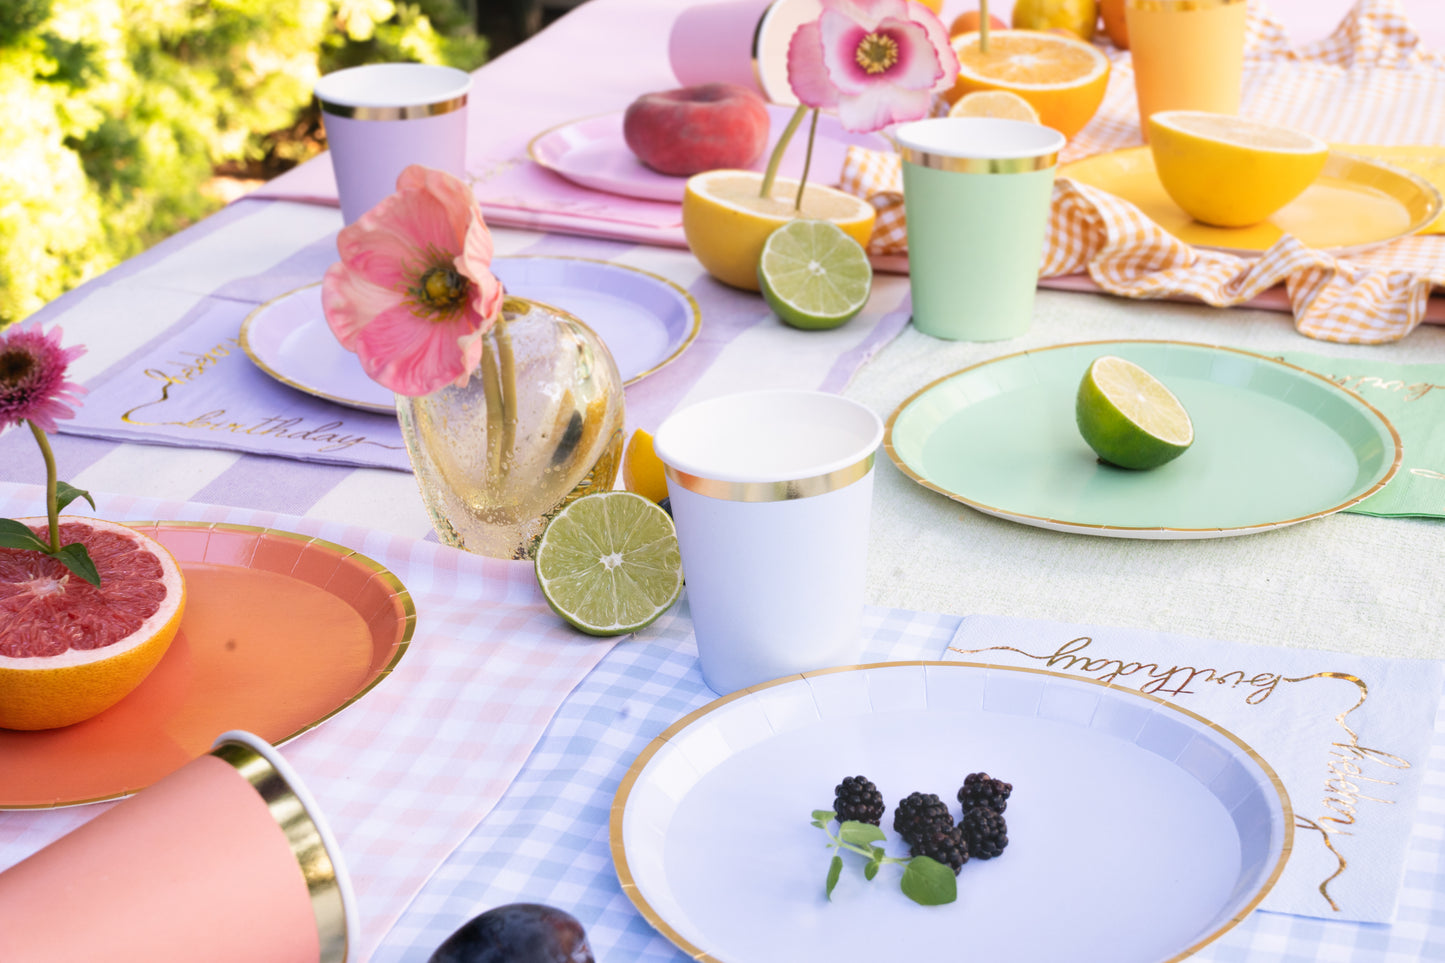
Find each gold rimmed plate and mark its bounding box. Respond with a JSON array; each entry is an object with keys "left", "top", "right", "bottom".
[
  {"left": 1060, "top": 147, "right": 1443, "bottom": 256},
  {"left": 240, "top": 256, "right": 702, "bottom": 413},
  {"left": 0, "top": 522, "right": 415, "bottom": 808},
  {"left": 885, "top": 341, "right": 1400, "bottom": 539},
  {"left": 611, "top": 661, "right": 1292, "bottom": 963}
]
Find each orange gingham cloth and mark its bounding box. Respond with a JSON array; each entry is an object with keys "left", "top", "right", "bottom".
[{"left": 840, "top": 0, "right": 1445, "bottom": 344}]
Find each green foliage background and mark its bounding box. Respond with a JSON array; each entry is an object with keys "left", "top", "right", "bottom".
[{"left": 0, "top": 0, "right": 488, "bottom": 326}]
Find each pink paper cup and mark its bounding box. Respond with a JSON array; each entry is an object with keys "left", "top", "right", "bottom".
[
  {"left": 668, "top": 0, "right": 818, "bottom": 102},
  {"left": 0, "top": 731, "right": 357, "bottom": 963},
  {"left": 315, "top": 62, "right": 471, "bottom": 224}
]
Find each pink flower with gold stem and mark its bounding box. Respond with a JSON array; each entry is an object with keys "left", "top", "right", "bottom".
[
  {"left": 0, "top": 323, "right": 100, "bottom": 584},
  {"left": 323, "top": 164, "right": 506, "bottom": 397},
  {"left": 759, "top": 0, "right": 959, "bottom": 206}
]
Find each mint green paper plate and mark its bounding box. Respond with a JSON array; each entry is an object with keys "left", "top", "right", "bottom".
[{"left": 885, "top": 341, "right": 1401, "bottom": 539}]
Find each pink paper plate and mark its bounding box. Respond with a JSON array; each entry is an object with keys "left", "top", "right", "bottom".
[
  {"left": 529, "top": 103, "right": 892, "bottom": 203},
  {"left": 0, "top": 522, "right": 415, "bottom": 809}
]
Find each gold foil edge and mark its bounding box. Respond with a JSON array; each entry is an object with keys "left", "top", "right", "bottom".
[
  {"left": 664, "top": 453, "right": 874, "bottom": 502},
  {"left": 213, "top": 741, "right": 349, "bottom": 963},
  {"left": 317, "top": 94, "right": 467, "bottom": 121},
  {"left": 900, "top": 146, "right": 1058, "bottom": 173}
]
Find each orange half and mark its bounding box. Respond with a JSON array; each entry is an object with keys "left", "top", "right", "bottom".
[{"left": 947, "top": 29, "right": 1110, "bottom": 138}]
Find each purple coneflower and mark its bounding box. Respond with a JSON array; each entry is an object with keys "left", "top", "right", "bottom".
[{"left": 0, "top": 323, "right": 86, "bottom": 434}]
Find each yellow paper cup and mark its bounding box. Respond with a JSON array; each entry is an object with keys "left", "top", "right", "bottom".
[
  {"left": 1126, "top": 0, "right": 1248, "bottom": 128},
  {"left": 0, "top": 731, "right": 355, "bottom": 963}
]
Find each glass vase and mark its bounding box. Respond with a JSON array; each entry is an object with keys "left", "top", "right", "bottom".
[{"left": 395, "top": 296, "right": 626, "bottom": 560}]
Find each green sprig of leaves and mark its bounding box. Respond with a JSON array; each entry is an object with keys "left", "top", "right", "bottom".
[
  {"left": 0, "top": 481, "right": 100, "bottom": 586},
  {"left": 811, "top": 809, "right": 957, "bottom": 906}
]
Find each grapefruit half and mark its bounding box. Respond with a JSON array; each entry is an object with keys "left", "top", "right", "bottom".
[{"left": 0, "top": 517, "right": 186, "bottom": 730}]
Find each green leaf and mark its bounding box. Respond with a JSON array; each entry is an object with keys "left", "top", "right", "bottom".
[
  {"left": 811, "top": 809, "right": 836, "bottom": 828},
  {"left": 825, "top": 854, "right": 843, "bottom": 900},
  {"left": 864, "top": 858, "right": 880, "bottom": 881},
  {"left": 0, "top": 519, "right": 51, "bottom": 552},
  {"left": 53, "top": 542, "right": 100, "bottom": 586},
  {"left": 900, "top": 856, "right": 958, "bottom": 906},
  {"left": 55, "top": 482, "right": 94, "bottom": 513},
  {"left": 839, "top": 821, "right": 885, "bottom": 846}
]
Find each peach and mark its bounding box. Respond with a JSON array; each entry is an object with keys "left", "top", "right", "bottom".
[{"left": 623, "top": 83, "right": 770, "bottom": 177}]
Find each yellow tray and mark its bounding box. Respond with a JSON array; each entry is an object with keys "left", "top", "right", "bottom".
[{"left": 1060, "top": 146, "right": 1443, "bottom": 257}]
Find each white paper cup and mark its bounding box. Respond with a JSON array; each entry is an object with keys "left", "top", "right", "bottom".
[
  {"left": 654, "top": 390, "right": 883, "bottom": 695},
  {"left": 314, "top": 63, "right": 472, "bottom": 225},
  {"left": 667, "top": 0, "right": 818, "bottom": 103}
]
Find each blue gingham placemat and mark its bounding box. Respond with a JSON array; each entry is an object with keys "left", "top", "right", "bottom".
[{"left": 369, "top": 607, "right": 1445, "bottom": 963}]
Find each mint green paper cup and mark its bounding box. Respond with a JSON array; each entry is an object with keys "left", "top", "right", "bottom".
[{"left": 895, "top": 118, "right": 1066, "bottom": 341}]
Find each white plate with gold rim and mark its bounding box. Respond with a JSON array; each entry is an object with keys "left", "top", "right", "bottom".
[
  {"left": 240, "top": 256, "right": 702, "bottom": 413},
  {"left": 611, "top": 661, "right": 1292, "bottom": 963}
]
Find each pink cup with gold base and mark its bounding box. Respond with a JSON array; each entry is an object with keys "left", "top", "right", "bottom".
[{"left": 0, "top": 731, "right": 356, "bottom": 963}]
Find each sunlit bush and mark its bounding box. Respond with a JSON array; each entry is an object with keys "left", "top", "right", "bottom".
[{"left": 0, "top": 0, "right": 487, "bottom": 325}]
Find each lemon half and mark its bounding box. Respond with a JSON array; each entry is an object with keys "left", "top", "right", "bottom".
[{"left": 1148, "top": 111, "right": 1329, "bottom": 228}]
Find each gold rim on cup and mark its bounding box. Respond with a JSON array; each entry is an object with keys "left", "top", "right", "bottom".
[
  {"left": 663, "top": 453, "right": 875, "bottom": 503},
  {"left": 211, "top": 736, "right": 351, "bottom": 963}
]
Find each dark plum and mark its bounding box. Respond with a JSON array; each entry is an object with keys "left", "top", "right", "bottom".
[{"left": 427, "top": 903, "right": 595, "bottom": 963}]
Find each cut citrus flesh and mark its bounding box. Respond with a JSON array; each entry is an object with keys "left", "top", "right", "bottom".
[
  {"left": 948, "top": 90, "right": 1041, "bottom": 123},
  {"left": 1076, "top": 356, "right": 1194, "bottom": 470},
  {"left": 758, "top": 219, "right": 873, "bottom": 330},
  {"left": 0, "top": 517, "right": 187, "bottom": 730},
  {"left": 1148, "top": 111, "right": 1329, "bottom": 227},
  {"left": 535, "top": 491, "right": 683, "bottom": 636},
  {"left": 682, "top": 169, "right": 876, "bottom": 291},
  {"left": 622, "top": 428, "right": 670, "bottom": 505},
  {"left": 1011, "top": 0, "right": 1097, "bottom": 41},
  {"left": 947, "top": 29, "right": 1110, "bottom": 138}
]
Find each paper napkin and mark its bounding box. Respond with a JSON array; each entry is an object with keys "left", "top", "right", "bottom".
[
  {"left": 945, "top": 613, "right": 1443, "bottom": 923},
  {"left": 1279, "top": 350, "right": 1445, "bottom": 517}
]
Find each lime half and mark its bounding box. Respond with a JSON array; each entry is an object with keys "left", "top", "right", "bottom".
[
  {"left": 535, "top": 491, "right": 683, "bottom": 636},
  {"left": 757, "top": 219, "right": 873, "bottom": 330},
  {"left": 1076, "top": 355, "right": 1194, "bottom": 470}
]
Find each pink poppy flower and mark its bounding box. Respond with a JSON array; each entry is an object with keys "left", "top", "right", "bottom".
[
  {"left": 323, "top": 165, "right": 505, "bottom": 397},
  {"left": 0, "top": 323, "right": 86, "bottom": 434},
  {"left": 787, "top": 0, "right": 959, "bottom": 133}
]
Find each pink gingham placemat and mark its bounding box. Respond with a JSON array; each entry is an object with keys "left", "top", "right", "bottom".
[
  {"left": 843, "top": 0, "right": 1445, "bottom": 344},
  {"left": 0, "top": 482, "right": 622, "bottom": 963}
]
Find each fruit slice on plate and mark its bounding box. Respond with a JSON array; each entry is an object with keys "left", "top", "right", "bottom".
[
  {"left": 0, "top": 518, "right": 186, "bottom": 730},
  {"left": 947, "top": 29, "right": 1110, "bottom": 138},
  {"left": 1076, "top": 355, "right": 1194, "bottom": 470},
  {"left": 1148, "top": 111, "right": 1329, "bottom": 228},
  {"left": 535, "top": 491, "right": 683, "bottom": 637},
  {"left": 622, "top": 428, "right": 670, "bottom": 505},
  {"left": 682, "top": 169, "right": 876, "bottom": 292},
  {"left": 948, "top": 90, "right": 1041, "bottom": 123},
  {"left": 758, "top": 219, "right": 873, "bottom": 330}
]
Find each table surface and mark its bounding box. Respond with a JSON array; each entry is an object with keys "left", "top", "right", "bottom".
[{"left": 2, "top": 0, "right": 1443, "bottom": 961}]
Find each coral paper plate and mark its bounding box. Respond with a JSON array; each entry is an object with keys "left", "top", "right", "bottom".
[
  {"left": 0, "top": 522, "right": 415, "bottom": 809},
  {"left": 611, "top": 661, "right": 1292, "bottom": 963}
]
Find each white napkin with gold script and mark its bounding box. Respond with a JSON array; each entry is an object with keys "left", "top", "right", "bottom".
[{"left": 945, "top": 614, "right": 1443, "bottom": 923}]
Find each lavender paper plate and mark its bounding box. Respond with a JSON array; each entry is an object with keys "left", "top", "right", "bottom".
[{"left": 240, "top": 256, "right": 702, "bottom": 413}]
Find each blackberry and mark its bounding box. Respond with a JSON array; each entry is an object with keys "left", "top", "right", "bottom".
[
  {"left": 961, "top": 805, "right": 1008, "bottom": 859},
  {"left": 909, "top": 826, "right": 969, "bottom": 875},
  {"left": 892, "top": 792, "right": 953, "bottom": 845},
  {"left": 958, "top": 772, "right": 1012, "bottom": 814},
  {"left": 833, "top": 775, "right": 885, "bottom": 825}
]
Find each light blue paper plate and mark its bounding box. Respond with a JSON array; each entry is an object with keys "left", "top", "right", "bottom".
[
  {"left": 885, "top": 341, "right": 1401, "bottom": 538},
  {"left": 240, "top": 255, "right": 701, "bottom": 413},
  {"left": 612, "top": 661, "right": 1292, "bottom": 963}
]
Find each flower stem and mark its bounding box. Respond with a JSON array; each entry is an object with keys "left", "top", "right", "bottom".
[
  {"left": 760, "top": 104, "right": 811, "bottom": 199},
  {"left": 28, "top": 420, "right": 59, "bottom": 552},
  {"left": 793, "top": 109, "right": 821, "bottom": 212}
]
